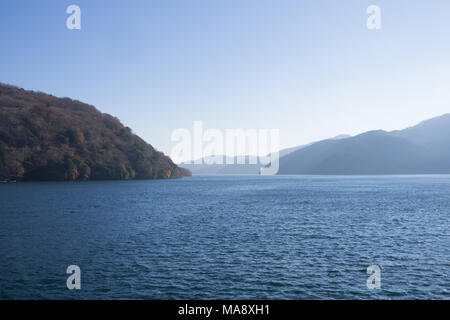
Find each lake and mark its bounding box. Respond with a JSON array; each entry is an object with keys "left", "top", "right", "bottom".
[{"left": 0, "top": 176, "right": 448, "bottom": 299}]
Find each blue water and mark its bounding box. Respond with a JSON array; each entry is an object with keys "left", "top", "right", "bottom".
[{"left": 0, "top": 176, "right": 448, "bottom": 299}]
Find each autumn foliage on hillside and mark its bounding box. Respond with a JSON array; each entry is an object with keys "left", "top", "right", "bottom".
[{"left": 0, "top": 83, "right": 191, "bottom": 181}]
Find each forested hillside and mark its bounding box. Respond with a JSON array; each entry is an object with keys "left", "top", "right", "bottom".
[{"left": 0, "top": 83, "right": 190, "bottom": 181}]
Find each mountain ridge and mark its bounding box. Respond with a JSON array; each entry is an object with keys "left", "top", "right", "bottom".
[{"left": 277, "top": 114, "right": 450, "bottom": 175}]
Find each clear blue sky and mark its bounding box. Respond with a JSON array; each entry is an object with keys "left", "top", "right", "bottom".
[{"left": 1, "top": 0, "right": 450, "bottom": 158}]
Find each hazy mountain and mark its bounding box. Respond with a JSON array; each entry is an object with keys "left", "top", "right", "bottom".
[
  {"left": 180, "top": 135, "right": 351, "bottom": 175},
  {"left": 0, "top": 83, "right": 190, "bottom": 181},
  {"left": 277, "top": 114, "right": 450, "bottom": 175}
]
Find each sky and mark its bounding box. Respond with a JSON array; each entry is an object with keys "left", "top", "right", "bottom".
[{"left": 1, "top": 0, "right": 450, "bottom": 161}]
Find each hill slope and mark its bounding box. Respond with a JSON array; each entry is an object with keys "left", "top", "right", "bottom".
[
  {"left": 277, "top": 114, "right": 450, "bottom": 175},
  {"left": 0, "top": 84, "right": 190, "bottom": 181}
]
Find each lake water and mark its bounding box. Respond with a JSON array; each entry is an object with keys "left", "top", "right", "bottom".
[{"left": 0, "top": 176, "right": 448, "bottom": 299}]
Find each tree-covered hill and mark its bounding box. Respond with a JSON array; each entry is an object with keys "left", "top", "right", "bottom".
[{"left": 0, "top": 83, "right": 190, "bottom": 181}]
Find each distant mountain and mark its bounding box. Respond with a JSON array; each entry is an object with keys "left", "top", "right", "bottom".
[
  {"left": 277, "top": 114, "right": 450, "bottom": 175},
  {"left": 180, "top": 135, "right": 350, "bottom": 175},
  {"left": 0, "top": 83, "right": 191, "bottom": 181}
]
